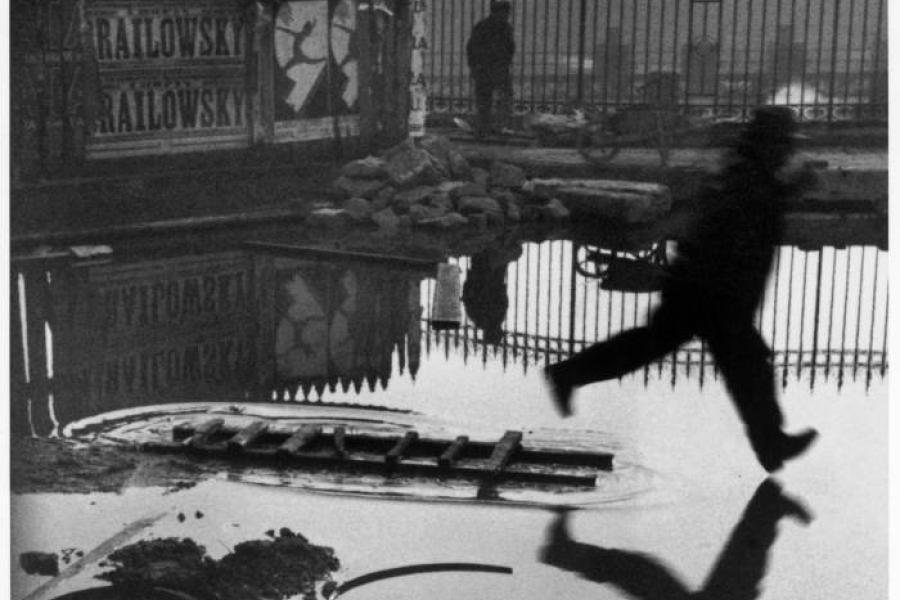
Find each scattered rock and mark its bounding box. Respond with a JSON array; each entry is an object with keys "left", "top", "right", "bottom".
[
  {"left": 178, "top": 513, "right": 186, "bottom": 523},
  {"left": 306, "top": 208, "right": 352, "bottom": 229},
  {"left": 417, "top": 134, "right": 455, "bottom": 176},
  {"left": 448, "top": 150, "right": 473, "bottom": 180},
  {"left": 489, "top": 161, "right": 527, "bottom": 188},
  {"left": 540, "top": 198, "right": 571, "bottom": 221},
  {"left": 490, "top": 189, "right": 517, "bottom": 210},
  {"left": 436, "top": 180, "right": 469, "bottom": 194},
  {"left": 372, "top": 207, "right": 401, "bottom": 232},
  {"left": 457, "top": 195, "right": 503, "bottom": 216},
  {"left": 20, "top": 551, "right": 59, "bottom": 576},
  {"left": 427, "top": 191, "right": 454, "bottom": 212},
  {"left": 382, "top": 140, "right": 442, "bottom": 188},
  {"left": 505, "top": 201, "right": 522, "bottom": 222},
  {"left": 418, "top": 212, "right": 469, "bottom": 229},
  {"left": 472, "top": 167, "right": 490, "bottom": 186},
  {"left": 195, "top": 511, "right": 204, "bottom": 519},
  {"left": 332, "top": 176, "right": 387, "bottom": 199},
  {"left": 449, "top": 182, "right": 488, "bottom": 200},
  {"left": 343, "top": 197, "right": 374, "bottom": 222},
  {"left": 408, "top": 203, "right": 448, "bottom": 223},
  {"left": 393, "top": 185, "right": 438, "bottom": 212},
  {"left": 469, "top": 213, "right": 489, "bottom": 230},
  {"left": 339, "top": 155, "right": 388, "bottom": 179},
  {"left": 371, "top": 185, "right": 396, "bottom": 210}
]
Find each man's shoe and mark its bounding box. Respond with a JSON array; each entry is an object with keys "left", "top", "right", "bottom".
[
  {"left": 544, "top": 364, "right": 574, "bottom": 417},
  {"left": 758, "top": 428, "right": 819, "bottom": 473}
]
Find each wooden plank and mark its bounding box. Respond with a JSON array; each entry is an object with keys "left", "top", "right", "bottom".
[
  {"left": 185, "top": 418, "right": 225, "bottom": 448},
  {"left": 485, "top": 431, "right": 523, "bottom": 474},
  {"left": 277, "top": 425, "right": 322, "bottom": 455},
  {"left": 242, "top": 242, "right": 439, "bottom": 271},
  {"left": 227, "top": 421, "right": 268, "bottom": 452},
  {"left": 385, "top": 432, "right": 419, "bottom": 465},
  {"left": 438, "top": 436, "right": 469, "bottom": 467},
  {"left": 333, "top": 426, "right": 348, "bottom": 459}
]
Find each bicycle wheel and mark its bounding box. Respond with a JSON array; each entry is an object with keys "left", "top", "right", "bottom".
[{"left": 576, "top": 121, "right": 621, "bottom": 164}]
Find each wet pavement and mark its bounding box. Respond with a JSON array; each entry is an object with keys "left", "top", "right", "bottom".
[{"left": 9, "top": 233, "right": 889, "bottom": 600}]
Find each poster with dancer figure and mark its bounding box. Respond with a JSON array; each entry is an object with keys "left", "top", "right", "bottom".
[{"left": 273, "top": 0, "right": 359, "bottom": 123}]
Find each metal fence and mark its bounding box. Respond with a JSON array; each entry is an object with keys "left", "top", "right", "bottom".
[
  {"left": 427, "top": 241, "right": 888, "bottom": 390},
  {"left": 426, "top": 0, "right": 887, "bottom": 122}
]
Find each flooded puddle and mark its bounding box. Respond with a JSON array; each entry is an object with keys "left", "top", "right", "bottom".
[{"left": 10, "top": 235, "right": 888, "bottom": 600}]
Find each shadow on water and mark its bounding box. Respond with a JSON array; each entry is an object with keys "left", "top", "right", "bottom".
[
  {"left": 8, "top": 232, "right": 888, "bottom": 438},
  {"left": 539, "top": 478, "right": 813, "bottom": 600}
]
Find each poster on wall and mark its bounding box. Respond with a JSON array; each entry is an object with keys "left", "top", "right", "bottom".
[
  {"left": 272, "top": 0, "right": 360, "bottom": 142},
  {"left": 84, "top": 0, "right": 251, "bottom": 157}
]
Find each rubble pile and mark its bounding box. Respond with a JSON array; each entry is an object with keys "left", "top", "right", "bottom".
[{"left": 313, "top": 134, "right": 571, "bottom": 232}]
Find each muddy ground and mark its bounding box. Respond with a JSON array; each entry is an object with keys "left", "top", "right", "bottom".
[{"left": 10, "top": 437, "right": 218, "bottom": 495}]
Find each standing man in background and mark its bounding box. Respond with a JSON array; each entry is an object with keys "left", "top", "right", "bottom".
[{"left": 466, "top": 0, "right": 515, "bottom": 138}]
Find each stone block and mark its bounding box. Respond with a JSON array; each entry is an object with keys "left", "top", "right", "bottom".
[
  {"left": 408, "top": 203, "right": 448, "bottom": 223},
  {"left": 472, "top": 167, "right": 490, "bottom": 186},
  {"left": 371, "top": 185, "right": 396, "bottom": 210},
  {"left": 489, "top": 161, "right": 527, "bottom": 188},
  {"left": 449, "top": 182, "right": 488, "bottom": 200},
  {"left": 344, "top": 197, "right": 374, "bottom": 222},
  {"left": 340, "top": 155, "right": 388, "bottom": 179},
  {"left": 306, "top": 208, "right": 352, "bottom": 229},
  {"left": 540, "top": 198, "right": 571, "bottom": 221},
  {"left": 383, "top": 140, "right": 443, "bottom": 188},
  {"left": 418, "top": 212, "right": 469, "bottom": 229},
  {"left": 427, "top": 191, "right": 454, "bottom": 212},
  {"left": 333, "top": 176, "right": 387, "bottom": 199},
  {"left": 372, "top": 207, "right": 400, "bottom": 232},
  {"left": 393, "top": 185, "right": 437, "bottom": 210},
  {"left": 457, "top": 195, "right": 503, "bottom": 215}
]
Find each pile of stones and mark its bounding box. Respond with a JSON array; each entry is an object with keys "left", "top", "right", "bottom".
[{"left": 309, "top": 134, "right": 570, "bottom": 232}]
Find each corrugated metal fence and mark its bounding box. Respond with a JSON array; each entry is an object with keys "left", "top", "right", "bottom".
[{"left": 426, "top": 0, "right": 887, "bottom": 122}]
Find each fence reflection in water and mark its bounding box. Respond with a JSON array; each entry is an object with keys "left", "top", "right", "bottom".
[
  {"left": 8, "top": 241, "right": 887, "bottom": 437},
  {"left": 430, "top": 241, "right": 887, "bottom": 389}
]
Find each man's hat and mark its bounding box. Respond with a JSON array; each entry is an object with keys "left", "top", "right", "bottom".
[{"left": 490, "top": 0, "right": 512, "bottom": 12}]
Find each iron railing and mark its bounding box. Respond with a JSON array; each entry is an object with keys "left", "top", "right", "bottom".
[
  {"left": 426, "top": 0, "right": 887, "bottom": 122},
  {"left": 430, "top": 241, "right": 888, "bottom": 389}
]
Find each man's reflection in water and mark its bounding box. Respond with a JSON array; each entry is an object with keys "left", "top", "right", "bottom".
[
  {"left": 462, "top": 243, "right": 523, "bottom": 345},
  {"left": 540, "top": 479, "right": 812, "bottom": 600}
]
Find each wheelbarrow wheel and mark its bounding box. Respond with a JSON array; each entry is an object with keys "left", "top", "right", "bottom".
[
  {"left": 576, "top": 122, "right": 621, "bottom": 165},
  {"left": 574, "top": 244, "right": 615, "bottom": 279}
]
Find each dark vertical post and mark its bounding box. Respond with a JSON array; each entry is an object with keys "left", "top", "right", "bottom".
[
  {"left": 576, "top": 0, "right": 588, "bottom": 103},
  {"left": 24, "top": 269, "right": 53, "bottom": 436},
  {"left": 799, "top": 0, "right": 812, "bottom": 118},
  {"left": 826, "top": 0, "right": 841, "bottom": 121}
]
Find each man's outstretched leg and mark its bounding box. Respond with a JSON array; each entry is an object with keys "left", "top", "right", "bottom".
[
  {"left": 706, "top": 320, "right": 817, "bottom": 472},
  {"left": 545, "top": 298, "right": 694, "bottom": 416}
]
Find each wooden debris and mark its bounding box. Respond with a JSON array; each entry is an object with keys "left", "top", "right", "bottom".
[
  {"left": 333, "top": 426, "right": 348, "bottom": 459},
  {"left": 385, "top": 432, "right": 419, "bottom": 465},
  {"left": 485, "top": 431, "right": 523, "bottom": 474},
  {"left": 227, "top": 421, "right": 268, "bottom": 452},
  {"left": 185, "top": 418, "right": 224, "bottom": 448},
  {"left": 438, "top": 436, "right": 469, "bottom": 467},
  {"left": 278, "top": 425, "right": 322, "bottom": 455}
]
